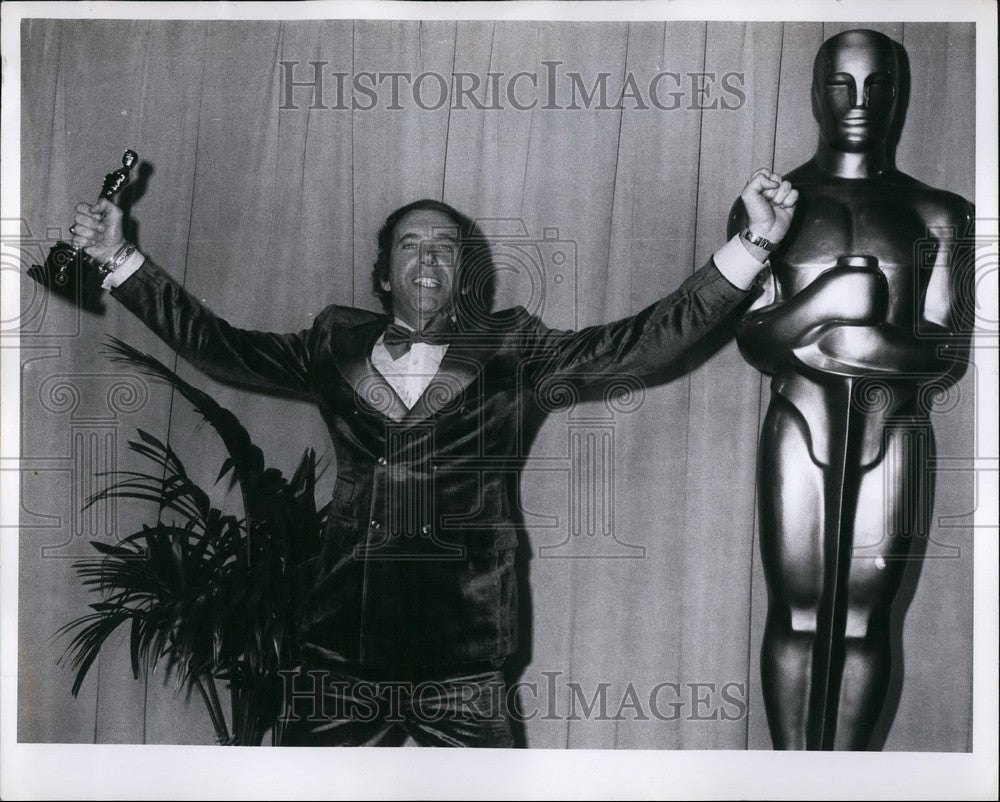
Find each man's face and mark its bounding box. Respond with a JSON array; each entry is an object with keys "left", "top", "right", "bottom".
[
  {"left": 813, "top": 32, "right": 898, "bottom": 152},
  {"left": 382, "top": 209, "right": 461, "bottom": 327}
]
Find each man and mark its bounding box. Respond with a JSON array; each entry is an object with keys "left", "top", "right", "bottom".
[
  {"left": 730, "top": 30, "right": 972, "bottom": 750},
  {"left": 69, "top": 168, "right": 797, "bottom": 747}
]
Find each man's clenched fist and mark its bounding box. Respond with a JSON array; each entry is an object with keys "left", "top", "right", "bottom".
[
  {"left": 70, "top": 198, "right": 125, "bottom": 264},
  {"left": 741, "top": 168, "right": 798, "bottom": 245}
]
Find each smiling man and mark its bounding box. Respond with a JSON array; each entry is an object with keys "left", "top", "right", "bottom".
[
  {"left": 369, "top": 202, "right": 469, "bottom": 409},
  {"left": 68, "top": 169, "right": 797, "bottom": 747},
  {"left": 380, "top": 205, "right": 460, "bottom": 323}
]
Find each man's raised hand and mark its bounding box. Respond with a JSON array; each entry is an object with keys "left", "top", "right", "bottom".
[
  {"left": 70, "top": 198, "right": 125, "bottom": 265},
  {"left": 741, "top": 168, "right": 798, "bottom": 245}
]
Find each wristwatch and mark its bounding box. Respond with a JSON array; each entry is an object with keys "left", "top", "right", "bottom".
[
  {"left": 97, "top": 241, "right": 137, "bottom": 277},
  {"left": 741, "top": 227, "right": 776, "bottom": 252}
]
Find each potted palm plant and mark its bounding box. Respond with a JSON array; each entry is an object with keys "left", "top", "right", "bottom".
[{"left": 57, "top": 338, "right": 328, "bottom": 745}]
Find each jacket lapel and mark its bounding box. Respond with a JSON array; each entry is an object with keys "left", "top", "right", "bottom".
[
  {"left": 400, "top": 329, "right": 501, "bottom": 425},
  {"left": 327, "top": 314, "right": 504, "bottom": 425},
  {"left": 327, "top": 315, "right": 409, "bottom": 422},
  {"left": 401, "top": 344, "right": 477, "bottom": 424}
]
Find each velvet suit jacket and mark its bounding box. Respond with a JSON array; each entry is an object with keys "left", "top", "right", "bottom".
[{"left": 111, "top": 258, "right": 750, "bottom": 668}]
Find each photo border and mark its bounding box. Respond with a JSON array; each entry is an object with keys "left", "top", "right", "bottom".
[{"left": 2, "top": 1, "right": 996, "bottom": 799}]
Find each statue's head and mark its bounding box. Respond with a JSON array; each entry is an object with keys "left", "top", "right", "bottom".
[{"left": 811, "top": 29, "right": 900, "bottom": 153}]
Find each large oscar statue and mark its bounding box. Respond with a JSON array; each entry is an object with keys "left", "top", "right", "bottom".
[{"left": 729, "top": 30, "right": 973, "bottom": 750}]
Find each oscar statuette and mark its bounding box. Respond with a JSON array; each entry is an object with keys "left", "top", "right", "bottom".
[{"left": 27, "top": 149, "right": 138, "bottom": 313}]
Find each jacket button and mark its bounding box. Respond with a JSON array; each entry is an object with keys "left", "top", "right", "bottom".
[
  {"left": 370, "top": 519, "right": 382, "bottom": 530},
  {"left": 377, "top": 457, "right": 387, "bottom": 466},
  {"left": 460, "top": 406, "right": 469, "bottom": 414},
  {"left": 421, "top": 524, "right": 432, "bottom": 535}
]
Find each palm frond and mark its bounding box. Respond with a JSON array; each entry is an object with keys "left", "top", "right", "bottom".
[
  {"left": 61, "top": 340, "right": 329, "bottom": 745},
  {"left": 102, "top": 337, "right": 265, "bottom": 518}
]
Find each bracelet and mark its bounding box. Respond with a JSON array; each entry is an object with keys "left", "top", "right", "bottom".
[
  {"left": 742, "top": 227, "right": 776, "bottom": 252},
  {"left": 97, "top": 241, "right": 136, "bottom": 276}
]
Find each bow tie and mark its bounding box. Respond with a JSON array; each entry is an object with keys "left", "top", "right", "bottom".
[{"left": 382, "top": 315, "right": 455, "bottom": 360}]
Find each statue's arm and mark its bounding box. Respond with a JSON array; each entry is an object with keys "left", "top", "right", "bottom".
[
  {"left": 792, "top": 321, "right": 955, "bottom": 376},
  {"left": 735, "top": 266, "right": 889, "bottom": 374},
  {"left": 728, "top": 197, "right": 888, "bottom": 375},
  {"left": 922, "top": 198, "right": 974, "bottom": 331},
  {"left": 795, "top": 199, "right": 973, "bottom": 377}
]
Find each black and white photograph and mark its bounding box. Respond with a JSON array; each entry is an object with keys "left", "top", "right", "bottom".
[{"left": 1, "top": 0, "right": 997, "bottom": 798}]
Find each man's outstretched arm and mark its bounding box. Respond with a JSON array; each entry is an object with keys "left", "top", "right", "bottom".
[
  {"left": 520, "top": 169, "right": 798, "bottom": 388},
  {"left": 70, "top": 199, "right": 316, "bottom": 398}
]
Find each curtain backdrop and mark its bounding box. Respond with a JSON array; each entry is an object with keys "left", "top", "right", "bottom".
[{"left": 18, "top": 18, "right": 976, "bottom": 750}]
